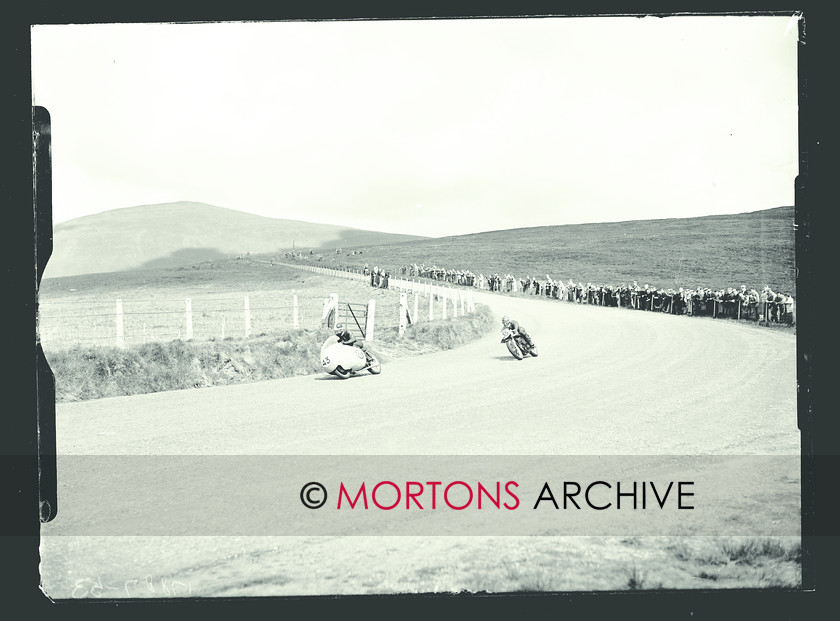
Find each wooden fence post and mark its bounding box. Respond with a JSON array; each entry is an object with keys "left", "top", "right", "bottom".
[
  {"left": 442, "top": 288, "right": 447, "bottom": 319},
  {"left": 115, "top": 299, "right": 124, "bottom": 348},
  {"left": 365, "top": 299, "right": 376, "bottom": 341},
  {"left": 293, "top": 295, "right": 299, "bottom": 329},
  {"left": 460, "top": 290, "right": 465, "bottom": 315},
  {"left": 414, "top": 291, "right": 419, "bottom": 322},
  {"left": 399, "top": 292, "right": 408, "bottom": 335},
  {"left": 429, "top": 290, "right": 434, "bottom": 320},
  {"left": 451, "top": 288, "right": 458, "bottom": 317},
  {"left": 185, "top": 298, "right": 193, "bottom": 340},
  {"left": 244, "top": 295, "right": 252, "bottom": 337}
]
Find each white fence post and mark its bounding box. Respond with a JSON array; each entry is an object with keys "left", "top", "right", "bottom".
[
  {"left": 414, "top": 292, "right": 419, "bottom": 323},
  {"left": 293, "top": 295, "right": 299, "bottom": 329},
  {"left": 399, "top": 292, "right": 408, "bottom": 335},
  {"left": 365, "top": 299, "right": 376, "bottom": 341},
  {"left": 451, "top": 288, "right": 457, "bottom": 317},
  {"left": 460, "top": 290, "right": 465, "bottom": 315},
  {"left": 330, "top": 293, "right": 338, "bottom": 329},
  {"left": 442, "top": 288, "right": 447, "bottom": 319},
  {"left": 429, "top": 291, "right": 434, "bottom": 321},
  {"left": 185, "top": 298, "right": 193, "bottom": 340},
  {"left": 115, "top": 299, "right": 124, "bottom": 348},
  {"left": 244, "top": 295, "right": 252, "bottom": 338}
]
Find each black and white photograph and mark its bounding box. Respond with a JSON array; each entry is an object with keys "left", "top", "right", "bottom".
[{"left": 29, "top": 13, "right": 807, "bottom": 601}]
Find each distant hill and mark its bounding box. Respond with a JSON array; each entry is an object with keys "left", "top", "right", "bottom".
[
  {"left": 330, "top": 206, "right": 797, "bottom": 295},
  {"left": 43, "top": 202, "right": 427, "bottom": 278}
]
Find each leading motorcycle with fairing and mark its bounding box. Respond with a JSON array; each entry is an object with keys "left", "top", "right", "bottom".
[
  {"left": 320, "top": 335, "right": 381, "bottom": 379},
  {"left": 501, "top": 328, "right": 539, "bottom": 360}
]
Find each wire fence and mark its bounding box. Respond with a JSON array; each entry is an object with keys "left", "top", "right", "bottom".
[
  {"left": 38, "top": 261, "right": 477, "bottom": 351},
  {"left": 38, "top": 293, "right": 336, "bottom": 351}
]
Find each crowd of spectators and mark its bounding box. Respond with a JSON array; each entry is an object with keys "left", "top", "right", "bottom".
[
  {"left": 363, "top": 264, "right": 391, "bottom": 289},
  {"left": 396, "top": 263, "right": 477, "bottom": 286},
  {"left": 282, "top": 253, "right": 794, "bottom": 325},
  {"left": 394, "top": 264, "right": 795, "bottom": 325}
]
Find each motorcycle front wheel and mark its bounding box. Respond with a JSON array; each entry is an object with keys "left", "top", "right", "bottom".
[
  {"left": 367, "top": 356, "right": 382, "bottom": 374},
  {"left": 506, "top": 340, "right": 524, "bottom": 360}
]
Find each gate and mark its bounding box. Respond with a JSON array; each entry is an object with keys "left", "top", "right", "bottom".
[{"left": 335, "top": 302, "right": 369, "bottom": 338}]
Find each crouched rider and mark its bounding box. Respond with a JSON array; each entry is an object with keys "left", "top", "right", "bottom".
[
  {"left": 501, "top": 315, "right": 535, "bottom": 349},
  {"left": 334, "top": 324, "right": 375, "bottom": 363}
]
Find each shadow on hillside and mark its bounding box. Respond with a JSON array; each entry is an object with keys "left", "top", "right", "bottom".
[
  {"left": 297, "top": 228, "right": 427, "bottom": 253},
  {"left": 136, "top": 247, "right": 231, "bottom": 271}
]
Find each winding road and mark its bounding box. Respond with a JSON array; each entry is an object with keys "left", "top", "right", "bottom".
[{"left": 40, "top": 288, "right": 800, "bottom": 596}]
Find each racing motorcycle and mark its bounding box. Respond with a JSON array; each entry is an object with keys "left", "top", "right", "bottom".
[
  {"left": 501, "top": 328, "right": 539, "bottom": 360},
  {"left": 320, "top": 335, "right": 381, "bottom": 379}
]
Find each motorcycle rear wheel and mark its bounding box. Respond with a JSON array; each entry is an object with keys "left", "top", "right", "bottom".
[
  {"left": 528, "top": 345, "right": 539, "bottom": 357},
  {"left": 333, "top": 366, "right": 352, "bottom": 379}
]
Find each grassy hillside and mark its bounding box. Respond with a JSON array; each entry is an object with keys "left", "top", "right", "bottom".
[
  {"left": 311, "top": 207, "right": 796, "bottom": 295},
  {"left": 46, "top": 202, "right": 427, "bottom": 278}
]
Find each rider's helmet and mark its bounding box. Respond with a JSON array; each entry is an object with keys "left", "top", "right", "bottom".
[
  {"left": 334, "top": 323, "right": 344, "bottom": 335},
  {"left": 502, "top": 315, "right": 510, "bottom": 325}
]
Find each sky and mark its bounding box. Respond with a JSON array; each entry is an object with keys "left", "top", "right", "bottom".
[{"left": 31, "top": 15, "right": 800, "bottom": 238}]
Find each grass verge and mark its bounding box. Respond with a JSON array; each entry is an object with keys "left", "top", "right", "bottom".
[{"left": 48, "top": 304, "right": 494, "bottom": 402}]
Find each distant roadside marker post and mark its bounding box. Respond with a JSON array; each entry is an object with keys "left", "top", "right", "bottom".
[
  {"left": 115, "top": 299, "right": 124, "bottom": 348},
  {"left": 365, "top": 300, "right": 375, "bottom": 341},
  {"left": 244, "top": 296, "right": 251, "bottom": 338},
  {"left": 293, "top": 295, "right": 299, "bottom": 329},
  {"left": 399, "top": 292, "right": 408, "bottom": 335},
  {"left": 185, "top": 298, "right": 193, "bottom": 340}
]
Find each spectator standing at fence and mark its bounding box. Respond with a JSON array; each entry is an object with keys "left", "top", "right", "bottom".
[
  {"left": 783, "top": 293, "right": 795, "bottom": 323},
  {"left": 746, "top": 288, "right": 760, "bottom": 320},
  {"left": 773, "top": 291, "right": 786, "bottom": 322},
  {"left": 761, "top": 286, "right": 774, "bottom": 321}
]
